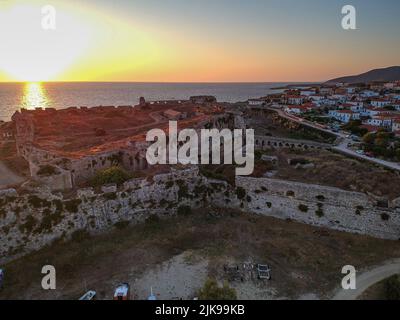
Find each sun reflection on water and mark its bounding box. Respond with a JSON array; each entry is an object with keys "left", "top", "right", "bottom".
[{"left": 21, "top": 83, "right": 50, "bottom": 110}]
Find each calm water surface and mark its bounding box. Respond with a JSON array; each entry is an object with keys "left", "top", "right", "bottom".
[{"left": 0, "top": 82, "right": 295, "bottom": 121}]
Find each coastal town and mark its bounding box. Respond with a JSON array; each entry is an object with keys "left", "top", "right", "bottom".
[{"left": 248, "top": 80, "right": 400, "bottom": 170}]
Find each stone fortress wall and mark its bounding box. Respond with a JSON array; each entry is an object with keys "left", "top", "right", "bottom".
[
  {"left": 235, "top": 177, "right": 400, "bottom": 240},
  {"left": 255, "top": 135, "right": 332, "bottom": 151},
  {"left": 1, "top": 166, "right": 400, "bottom": 264},
  {"left": 10, "top": 104, "right": 235, "bottom": 191},
  {"left": 0, "top": 167, "right": 230, "bottom": 264}
]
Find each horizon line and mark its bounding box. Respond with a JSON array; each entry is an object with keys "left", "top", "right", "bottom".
[{"left": 0, "top": 80, "right": 323, "bottom": 84}]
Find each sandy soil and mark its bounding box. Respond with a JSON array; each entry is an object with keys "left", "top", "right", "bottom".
[{"left": 133, "top": 252, "right": 208, "bottom": 300}]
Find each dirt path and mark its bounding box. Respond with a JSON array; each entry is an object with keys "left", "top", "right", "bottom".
[
  {"left": 332, "top": 259, "right": 400, "bottom": 300},
  {"left": 0, "top": 160, "right": 24, "bottom": 188}
]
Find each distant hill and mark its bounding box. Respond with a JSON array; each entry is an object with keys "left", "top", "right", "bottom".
[{"left": 326, "top": 66, "right": 400, "bottom": 84}]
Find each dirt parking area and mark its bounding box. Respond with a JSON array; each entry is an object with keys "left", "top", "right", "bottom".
[{"left": 1, "top": 209, "right": 399, "bottom": 300}]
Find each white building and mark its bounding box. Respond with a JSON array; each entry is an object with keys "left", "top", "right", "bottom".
[
  {"left": 284, "top": 105, "right": 311, "bottom": 115},
  {"left": 366, "top": 116, "right": 392, "bottom": 128},
  {"left": 331, "top": 94, "right": 347, "bottom": 102},
  {"left": 346, "top": 87, "right": 357, "bottom": 94},
  {"left": 360, "top": 90, "right": 379, "bottom": 98},
  {"left": 362, "top": 107, "right": 385, "bottom": 117},
  {"left": 345, "top": 100, "right": 364, "bottom": 107},
  {"left": 248, "top": 99, "right": 265, "bottom": 106},
  {"left": 286, "top": 95, "right": 305, "bottom": 105},
  {"left": 392, "top": 101, "right": 400, "bottom": 111},
  {"left": 370, "top": 98, "right": 391, "bottom": 108},
  {"left": 320, "top": 87, "right": 334, "bottom": 95},
  {"left": 300, "top": 89, "right": 316, "bottom": 96},
  {"left": 309, "top": 94, "right": 326, "bottom": 102},
  {"left": 392, "top": 119, "right": 400, "bottom": 132},
  {"left": 329, "top": 110, "right": 360, "bottom": 123}
]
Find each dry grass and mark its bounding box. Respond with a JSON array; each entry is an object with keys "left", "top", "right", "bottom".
[
  {"left": 259, "top": 148, "right": 400, "bottom": 200},
  {"left": 1, "top": 209, "right": 400, "bottom": 300}
]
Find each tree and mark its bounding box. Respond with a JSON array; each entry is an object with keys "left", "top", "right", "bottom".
[
  {"left": 384, "top": 275, "right": 400, "bottom": 300},
  {"left": 198, "top": 278, "right": 237, "bottom": 300},
  {"left": 396, "top": 149, "right": 400, "bottom": 161},
  {"left": 90, "top": 166, "right": 131, "bottom": 186},
  {"left": 375, "top": 137, "right": 389, "bottom": 148},
  {"left": 362, "top": 132, "right": 375, "bottom": 144}
]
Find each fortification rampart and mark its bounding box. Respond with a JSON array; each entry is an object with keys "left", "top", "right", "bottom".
[
  {"left": 235, "top": 177, "right": 400, "bottom": 240},
  {"left": 0, "top": 167, "right": 230, "bottom": 264}
]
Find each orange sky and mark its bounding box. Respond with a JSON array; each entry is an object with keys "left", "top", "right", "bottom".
[{"left": 0, "top": 0, "right": 399, "bottom": 82}]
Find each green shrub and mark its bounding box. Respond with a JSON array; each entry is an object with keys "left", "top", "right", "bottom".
[
  {"left": 64, "top": 199, "right": 82, "bottom": 213},
  {"left": 316, "top": 208, "right": 324, "bottom": 217},
  {"left": 114, "top": 221, "right": 130, "bottom": 230},
  {"left": 90, "top": 166, "right": 131, "bottom": 187},
  {"left": 298, "top": 204, "right": 309, "bottom": 213},
  {"left": 52, "top": 199, "right": 64, "bottom": 213},
  {"left": 37, "top": 165, "right": 58, "bottom": 176},
  {"left": 36, "top": 212, "right": 64, "bottom": 234},
  {"left": 384, "top": 275, "right": 400, "bottom": 300},
  {"left": 146, "top": 215, "right": 160, "bottom": 224},
  {"left": 0, "top": 208, "right": 6, "bottom": 219},
  {"left": 28, "top": 195, "right": 51, "bottom": 208},
  {"left": 235, "top": 187, "right": 246, "bottom": 200},
  {"left": 165, "top": 181, "right": 174, "bottom": 189},
  {"left": 19, "top": 215, "right": 37, "bottom": 234},
  {"left": 70, "top": 229, "right": 90, "bottom": 242},
  {"left": 177, "top": 180, "right": 189, "bottom": 199},
  {"left": 198, "top": 278, "right": 237, "bottom": 300},
  {"left": 104, "top": 192, "right": 117, "bottom": 201},
  {"left": 200, "top": 168, "right": 226, "bottom": 181},
  {"left": 177, "top": 205, "right": 192, "bottom": 216}
]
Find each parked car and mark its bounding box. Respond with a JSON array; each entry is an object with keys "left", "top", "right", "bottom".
[
  {"left": 79, "top": 290, "right": 96, "bottom": 300},
  {"left": 256, "top": 264, "right": 271, "bottom": 280},
  {"left": 114, "top": 283, "right": 131, "bottom": 300},
  {"left": 350, "top": 135, "right": 361, "bottom": 142}
]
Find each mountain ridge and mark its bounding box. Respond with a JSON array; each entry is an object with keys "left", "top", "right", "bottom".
[{"left": 326, "top": 66, "right": 400, "bottom": 84}]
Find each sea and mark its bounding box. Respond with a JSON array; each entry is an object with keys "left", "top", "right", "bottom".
[{"left": 0, "top": 82, "right": 297, "bottom": 122}]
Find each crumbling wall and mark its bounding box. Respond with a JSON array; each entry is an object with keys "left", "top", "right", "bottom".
[
  {"left": 2, "top": 166, "right": 400, "bottom": 265},
  {"left": 0, "top": 167, "right": 231, "bottom": 264},
  {"left": 235, "top": 177, "right": 400, "bottom": 240}
]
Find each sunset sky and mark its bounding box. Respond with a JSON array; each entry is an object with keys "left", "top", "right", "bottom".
[{"left": 0, "top": 0, "right": 399, "bottom": 82}]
